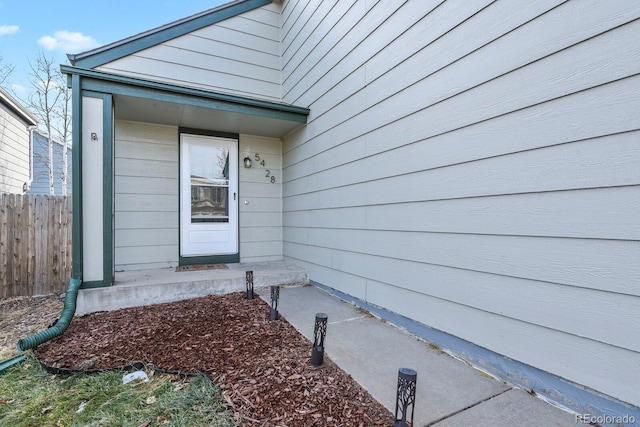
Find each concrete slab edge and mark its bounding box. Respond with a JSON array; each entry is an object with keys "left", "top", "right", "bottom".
[
  {"left": 310, "top": 281, "right": 640, "bottom": 427},
  {"left": 427, "top": 388, "right": 512, "bottom": 426}
]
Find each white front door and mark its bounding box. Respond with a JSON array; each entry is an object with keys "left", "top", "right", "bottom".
[{"left": 180, "top": 134, "right": 238, "bottom": 257}]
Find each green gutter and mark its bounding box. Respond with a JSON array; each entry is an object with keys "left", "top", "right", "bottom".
[{"left": 60, "top": 65, "right": 310, "bottom": 122}]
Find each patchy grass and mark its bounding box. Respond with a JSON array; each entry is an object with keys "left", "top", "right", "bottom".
[{"left": 0, "top": 353, "right": 234, "bottom": 427}]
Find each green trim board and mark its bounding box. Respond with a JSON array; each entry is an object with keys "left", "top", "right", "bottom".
[
  {"left": 179, "top": 254, "right": 240, "bottom": 266},
  {"left": 60, "top": 66, "right": 309, "bottom": 123},
  {"left": 71, "top": 74, "right": 83, "bottom": 281},
  {"left": 69, "top": 0, "right": 272, "bottom": 69},
  {"left": 178, "top": 128, "right": 239, "bottom": 140},
  {"left": 80, "top": 280, "right": 110, "bottom": 290},
  {"left": 78, "top": 90, "right": 114, "bottom": 289},
  {"left": 102, "top": 94, "right": 114, "bottom": 287}
]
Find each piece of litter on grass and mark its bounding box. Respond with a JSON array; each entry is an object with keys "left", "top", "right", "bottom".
[
  {"left": 123, "top": 371, "right": 149, "bottom": 384},
  {"left": 76, "top": 401, "right": 87, "bottom": 413},
  {"left": 146, "top": 396, "right": 157, "bottom": 405}
]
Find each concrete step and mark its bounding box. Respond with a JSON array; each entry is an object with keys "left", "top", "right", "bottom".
[{"left": 75, "top": 261, "right": 308, "bottom": 315}]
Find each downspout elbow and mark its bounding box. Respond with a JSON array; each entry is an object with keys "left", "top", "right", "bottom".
[
  {"left": 16, "top": 278, "right": 82, "bottom": 352},
  {"left": 25, "top": 125, "right": 37, "bottom": 193}
]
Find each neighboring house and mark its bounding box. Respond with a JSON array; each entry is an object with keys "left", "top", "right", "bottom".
[
  {"left": 26, "top": 129, "right": 72, "bottom": 195},
  {"left": 63, "top": 0, "right": 640, "bottom": 418},
  {"left": 0, "top": 87, "right": 37, "bottom": 194}
]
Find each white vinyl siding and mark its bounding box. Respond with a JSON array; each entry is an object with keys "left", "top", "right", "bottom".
[
  {"left": 27, "top": 133, "right": 73, "bottom": 196},
  {"left": 239, "top": 134, "right": 282, "bottom": 262},
  {"left": 0, "top": 105, "right": 31, "bottom": 194},
  {"left": 280, "top": 0, "right": 640, "bottom": 407},
  {"left": 97, "top": 4, "right": 282, "bottom": 101},
  {"left": 114, "top": 121, "right": 179, "bottom": 271}
]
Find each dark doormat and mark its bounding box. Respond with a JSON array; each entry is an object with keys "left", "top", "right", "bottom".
[{"left": 175, "top": 264, "right": 229, "bottom": 272}]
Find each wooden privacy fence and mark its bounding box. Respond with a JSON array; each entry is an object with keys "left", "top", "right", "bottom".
[{"left": 0, "top": 194, "right": 72, "bottom": 298}]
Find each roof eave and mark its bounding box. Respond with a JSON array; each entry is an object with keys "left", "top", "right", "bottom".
[
  {"left": 0, "top": 87, "right": 37, "bottom": 126},
  {"left": 61, "top": 65, "right": 309, "bottom": 121}
]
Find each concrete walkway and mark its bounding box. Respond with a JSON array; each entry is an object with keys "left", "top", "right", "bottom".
[{"left": 259, "top": 284, "right": 577, "bottom": 427}]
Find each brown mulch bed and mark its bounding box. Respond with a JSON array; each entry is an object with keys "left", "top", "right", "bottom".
[{"left": 33, "top": 292, "right": 393, "bottom": 426}]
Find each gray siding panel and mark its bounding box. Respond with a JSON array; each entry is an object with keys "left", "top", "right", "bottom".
[
  {"left": 114, "top": 121, "right": 179, "bottom": 271},
  {"left": 97, "top": 5, "right": 282, "bottom": 101},
  {"left": 239, "top": 134, "right": 283, "bottom": 262},
  {"left": 281, "top": 0, "right": 640, "bottom": 406}
]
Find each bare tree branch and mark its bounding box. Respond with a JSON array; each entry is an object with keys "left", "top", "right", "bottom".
[
  {"left": 25, "top": 51, "right": 70, "bottom": 195},
  {"left": 0, "top": 53, "right": 15, "bottom": 87},
  {"left": 53, "top": 70, "right": 71, "bottom": 196}
]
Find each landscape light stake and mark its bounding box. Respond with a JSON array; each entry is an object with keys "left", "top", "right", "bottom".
[
  {"left": 394, "top": 368, "right": 417, "bottom": 427},
  {"left": 269, "top": 285, "right": 279, "bottom": 320},
  {"left": 310, "top": 313, "right": 328, "bottom": 366},
  {"left": 246, "top": 271, "right": 254, "bottom": 299}
]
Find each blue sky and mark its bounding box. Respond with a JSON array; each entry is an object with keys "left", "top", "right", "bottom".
[{"left": 0, "top": 0, "right": 227, "bottom": 102}]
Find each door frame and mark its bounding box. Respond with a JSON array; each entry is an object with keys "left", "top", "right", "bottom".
[{"left": 178, "top": 128, "right": 240, "bottom": 265}]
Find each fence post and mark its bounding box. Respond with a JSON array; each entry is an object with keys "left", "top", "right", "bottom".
[{"left": 0, "top": 194, "right": 7, "bottom": 296}]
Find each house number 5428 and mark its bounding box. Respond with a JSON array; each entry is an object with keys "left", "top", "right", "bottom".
[{"left": 254, "top": 153, "right": 276, "bottom": 183}]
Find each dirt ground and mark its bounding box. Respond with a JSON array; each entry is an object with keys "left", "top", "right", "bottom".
[
  {"left": 3, "top": 292, "right": 393, "bottom": 426},
  {"left": 0, "top": 294, "right": 64, "bottom": 360}
]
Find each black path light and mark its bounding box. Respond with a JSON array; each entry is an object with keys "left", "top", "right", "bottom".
[
  {"left": 246, "top": 271, "right": 254, "bottom": 299},
  {"left": 395, "top": 368, "right": 417, "bottom": 427},
  {"left": 269, "top": 285, "right": 280, "bottom": 320},
  {"left": 310, "top": 313, "right": 328, "bottom": 366}
]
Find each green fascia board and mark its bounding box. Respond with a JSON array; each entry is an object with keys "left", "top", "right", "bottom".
[
  {"left": 60, "top": 65, "right": 309, "bottom": 123},
  {"left": 69, "top": 0, "right": 272, "bottom": 69}
]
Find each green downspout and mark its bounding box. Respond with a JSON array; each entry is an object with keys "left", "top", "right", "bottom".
[
  {"left": 0, "top": 278, "right": 82, "bottom": 374},
  {"left": 0, "top": 354, "right": 26, "bottom": 373},
  {"left": 0, "top": 73, "right": 84, "bottom": 374},
  {"left": 16, "top": 278, "right": 82, "bottom": 352},
  {"left": 15, "top": 73, "right": 85, "bottom": 353}
]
